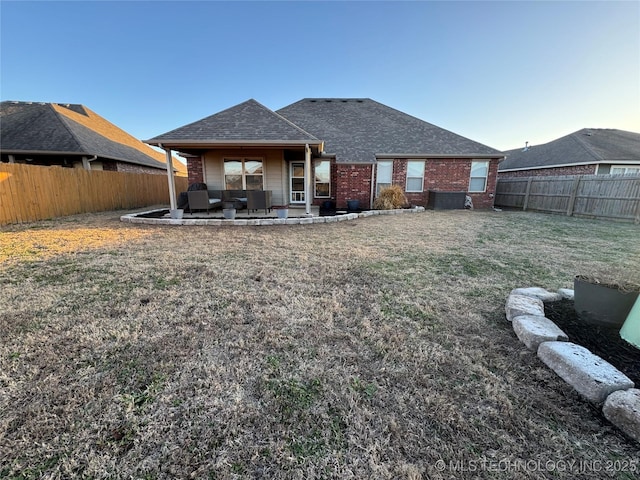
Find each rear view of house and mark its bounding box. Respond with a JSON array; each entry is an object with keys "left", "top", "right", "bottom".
[{"left": 146, "top": 98, "right": 503, "bottom": 210}]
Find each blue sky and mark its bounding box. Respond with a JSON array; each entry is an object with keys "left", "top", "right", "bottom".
[{"left": 1, "top": 1, "right": 639, "bottom": 151}]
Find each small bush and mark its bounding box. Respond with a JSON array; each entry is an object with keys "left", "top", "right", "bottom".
[{"left": 373, "top": 185, "right": 408, "bottom": 210}]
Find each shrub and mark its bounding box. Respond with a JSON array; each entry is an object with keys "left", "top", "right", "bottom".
[{"left": 373, "top": 185, "right": 408, "bottom": 210}]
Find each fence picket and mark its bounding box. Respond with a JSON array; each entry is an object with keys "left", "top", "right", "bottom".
[
  {"left": 496, "top": 174, "right": 640, "bottom": 223},
  {"left": 0, "top": 164, "right": 188, "bottom": 226}
]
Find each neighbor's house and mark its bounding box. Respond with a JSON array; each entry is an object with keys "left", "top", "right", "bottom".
[
  {"left": 145, "top": 98, "right": 503, "bottom": 209},
  {"left": 0, "top": 101, "right": 187, "bottom": 175},
  {"left": 499, "top": 128, "right": 640, "bottom": 178}
]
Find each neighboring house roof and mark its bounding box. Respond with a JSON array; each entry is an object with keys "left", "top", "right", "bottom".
[
  {"left": 499, "top": 128, "right": 640, "bottom": 171},
  {"left": 146, "top": 99, "right": 322, "bottom": 147},
  {"left": 277, "top": 98, "right": 503, "bottom": 163},
  {"left": 0, "top": 101, "right": 186, "bottom": 174}
]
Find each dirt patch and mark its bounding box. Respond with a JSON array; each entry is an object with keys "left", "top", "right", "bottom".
[{"left": 545, "top": 300, "right": 640, "bottom": 386}]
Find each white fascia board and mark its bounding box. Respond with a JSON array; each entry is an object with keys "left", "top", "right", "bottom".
[
  {"left": 144, "top": 139, "right": 323, "bottom": 148},
  {"left": 0, "top": 148, "right": 89, "bottom": 156},
  {"left": 375, "top": 153, "right": 504, "bottom": 159},
  {"left": 498, "top": 161, "right": 599, "bottom": 172}
]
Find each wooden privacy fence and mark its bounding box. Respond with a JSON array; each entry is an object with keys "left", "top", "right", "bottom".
[
  {"left": 495, "top": 174, "right": 640, "bottom": 223},
  {"left": 0, "top": 163, "right": 188, "bottom": 226}
]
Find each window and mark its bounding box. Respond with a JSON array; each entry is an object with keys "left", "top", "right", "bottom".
[
  {"left": 376, "top": 160, "right": 392, "bottom": 195},
  {"left": 314, "top": 160, "right": 330, "bottom": 197},
  {"left": 469, "top": 161, "right": 489, "bottom": 192},
  {"left": 224, "top": 158, "right": 263, "bottom": 190},
  {"left": 611, "top": 165, "right": 640, "bottom": 175},
  {"left": 406, "top": 160, "right": 424, "bottom": 192}
]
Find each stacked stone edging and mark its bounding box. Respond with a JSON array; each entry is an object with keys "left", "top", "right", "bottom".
[
  {"left": 120, "top": 207, "right": 425, "bottom": 226},
  {"left": 506, "top": 287, "right": 639, "bottom": 444}
]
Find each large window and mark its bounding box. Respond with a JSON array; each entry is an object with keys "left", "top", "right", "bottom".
[
  {"left": 224, "top": 158, "right": 263, "bottom": 190},
  {"left": 469, "top": 160, "right": 489, "bottom": 192},
  {"left": 376, "top": 160, "right": 392, "bottom": 195},
  {"left": 611, "top": 165, "right": 640, "bottom": 175},
  {"left": 406, "top": 160, "right": 424, "bottom": 192},
  {"left": 314, "top": 160, "right": 330, "bottom": 197}
]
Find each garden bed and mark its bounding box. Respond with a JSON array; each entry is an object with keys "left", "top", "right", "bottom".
[{"left": 545, "top": 299, "right": 640, "bottom": 386}]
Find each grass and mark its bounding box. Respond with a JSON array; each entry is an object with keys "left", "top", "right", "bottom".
[{"left": 0, "top": 209, "right": 639, "bottom": 479}]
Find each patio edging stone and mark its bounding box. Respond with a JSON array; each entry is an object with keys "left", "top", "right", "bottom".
[
  {"left": 120, "top": 206, "right": 425, "bottom": 226},
  {"left": 507, "top": 287, "right": 639, "bottom": 445}
]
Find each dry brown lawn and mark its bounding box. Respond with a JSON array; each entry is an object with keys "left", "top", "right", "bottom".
[{"left": 1, "top": 208, "right": 639, "bottom": 479}]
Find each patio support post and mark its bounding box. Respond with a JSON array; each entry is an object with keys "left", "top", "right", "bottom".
[
  {"left": 163, "top": 146, "right": 178, "bottom": 210},
  {"left": 305, "top": 144, "right": 312, "bottom": 215}
]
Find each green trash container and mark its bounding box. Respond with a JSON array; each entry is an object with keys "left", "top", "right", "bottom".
[{"left": 620, "top": 295, "right": 640, "bottom": 349}]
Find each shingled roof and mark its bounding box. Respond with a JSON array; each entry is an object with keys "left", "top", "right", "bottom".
[
  {"left": 277, "top": 98, "right": 503, "bottom": 163},
  {"left": 499, "top": 128, "right": 640, "bottom": 171},
  {"left": 146, "top": 99, "right": 321, "bottom": 147},
  {"left": 0, "top": 101, "right": 186, "bottom": 173}
]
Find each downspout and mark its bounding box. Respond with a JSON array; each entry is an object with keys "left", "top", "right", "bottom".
[
  {"left": 159, "top": 144, "right": 178, "bottom": 211},
  {"left": 305, "top": 144, "right": 312, "bottom": 215},
  {"left": 82, "top": 155, "right": 97, "bottom": 170},
  {"left": 370, "top": 160, "right": 376, "bottom": 209}
]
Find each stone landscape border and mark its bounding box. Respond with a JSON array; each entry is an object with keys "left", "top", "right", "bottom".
[
  {"left": 120, "top": 206, "right": 426, "bottom": 226},
  {"left": 505, "top": 287, "right": 640, "bottom": 444}
]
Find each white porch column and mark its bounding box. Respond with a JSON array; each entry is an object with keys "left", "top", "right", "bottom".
[
  {"left": 305, "top": 144, "right": 312, "bottom": 215},
  {"left": 163, "top": 147, "right": 178, "bottom": 210},
  {"left": 8, "top": 155, "right": 15, "bottom": 164}
]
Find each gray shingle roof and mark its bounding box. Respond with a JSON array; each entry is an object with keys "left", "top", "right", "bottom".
[
  {"left": 146, "top": 99, "right": 320, "bottom": 144},
  {"left": 0, "top": 101, "right": 169, "bottom": 170},
  {"left": 499, "top": 128, "right": 640, "bottom": 171},
  {"left": 277, "top": 98, "right": 503, "bottom": 163}
]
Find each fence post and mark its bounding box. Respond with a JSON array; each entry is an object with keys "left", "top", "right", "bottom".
[
  {"left": 566, "top": 175, "right": 582, "bottom": 217},
  {"left": 522, "top": 177, "right": 533, "bottom": 211}
]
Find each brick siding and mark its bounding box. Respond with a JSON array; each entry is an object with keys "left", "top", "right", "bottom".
[
  {"left": 116, "top": 162, "right": 167, "bottom": 175},
  {"left": 498, "top": 164, "right": 597, "bottom": 178},
  {"left": 370, "top": 158, "right": 500, "bottom": 209},
  {"left": 335, "top": 164, "right": 373, "bottom": 209},
  {"left": 187, "top": 157, "right": 204, "bottom": 184}
]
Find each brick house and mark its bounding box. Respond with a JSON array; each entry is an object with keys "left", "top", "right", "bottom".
[
  {"left": 146, "top": 98, "right": 503, "bottom": 210},
  {"left": 499, "top": 128, "right": 640, "bottom": 178},
  {"left": 0, "top": 101, "right": 186, "bottom": 175}
]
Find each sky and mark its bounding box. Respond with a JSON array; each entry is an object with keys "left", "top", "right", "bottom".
[{"left": 1, "top": 1, "right": 639, "bottom": 152}]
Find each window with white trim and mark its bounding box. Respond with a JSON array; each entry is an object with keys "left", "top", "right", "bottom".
[
  {"left": 314, "top": 160, "right": 330, "bottom": 197},
  {"left": 469, "top": 160, "right": 489, "bottom": 192},
  {"left": 224, "top": 158, "right": 263, "bottom": 190},
  {"left": 376, "top": 160, "right": 392, "bottom": 195},
  {"left": 611, "top": 165, "right": 640, "bottom": 175},
  {"left": 406, "top": 160, "right": 424, "bottom": 192}
]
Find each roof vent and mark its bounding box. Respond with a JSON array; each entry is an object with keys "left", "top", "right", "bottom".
[
  {"left": 309, "top": 100, "right": 317, "bottom": 103},
  {"left": 585, "top": 131, "right": 592, "bottom": 136},
  {"left": 523, "top": 141, "right": 529, "bottom": 152}
]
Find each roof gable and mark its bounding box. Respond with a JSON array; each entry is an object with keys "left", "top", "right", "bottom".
[
  {"left": 147, "top": 99, "right": 320, "bottom": 144},
  {"left": 1, "top": 101, "right": 185, "bottom": 173},
  {"left": 277, "top": 98, "right": 502, "bottom": 163},
  {"left": 500, "top": 128, "right": 640, "bottom": 171},
  {"left": 0, "top": 102, "right": 82, "bottom": 152}
]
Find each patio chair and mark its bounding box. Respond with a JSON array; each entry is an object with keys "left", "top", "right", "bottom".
[
  {"left": 187, "top": 190, "right": 221, "bottom": 213},
  {"left": 222, "top": 190, "right": 248, "bottom": 210},
  {"left": 247, "top": 190, "right": 272, "bottom": 214}
]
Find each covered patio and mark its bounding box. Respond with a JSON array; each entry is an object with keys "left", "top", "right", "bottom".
[{"left": 144, "top": 100, "right": 326, "bottom": 218}]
